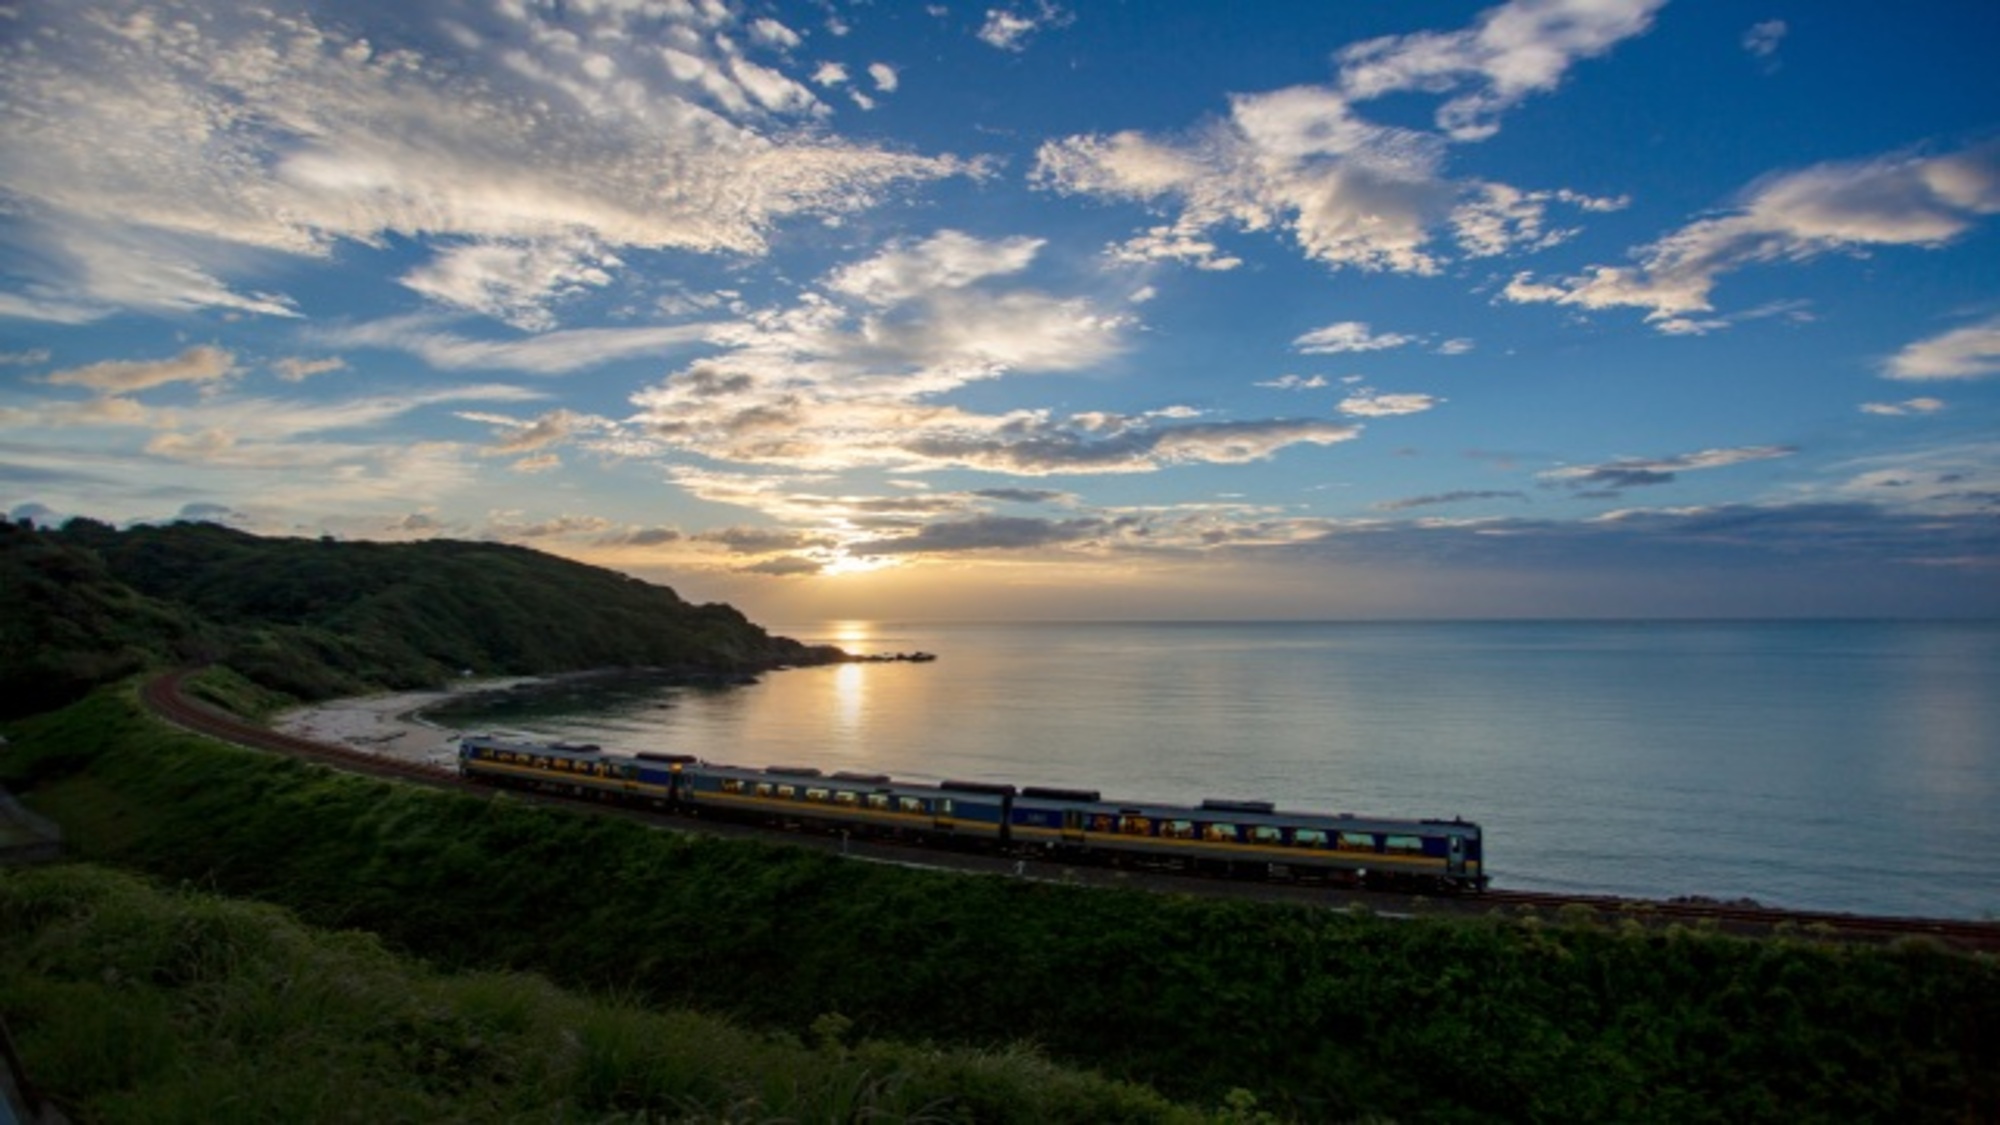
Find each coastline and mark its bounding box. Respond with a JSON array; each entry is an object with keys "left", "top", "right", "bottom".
[{"left": 270, "top": 676, "right": 541, "bottom": 768}]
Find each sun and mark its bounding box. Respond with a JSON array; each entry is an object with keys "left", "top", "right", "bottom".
[{"left": 820, "top": 551, "right": 899, "bottom": 577}]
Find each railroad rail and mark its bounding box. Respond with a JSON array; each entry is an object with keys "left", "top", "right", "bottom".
[{"left": 138, "top": 670, "right": 2000, "bottom": 953}]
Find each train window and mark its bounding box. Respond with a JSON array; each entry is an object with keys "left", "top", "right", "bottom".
[
  {"left": 1337, "top": 832, "right": 1376, "bottom": 852},
  {"left": 834, "top": 791, "right": 859, "bottom": 807},
  {"left": 1249, "top": 826, "right": 1283, "bottom": 845},
  {"left": 1292, "top": 829, "right": 1329, "bottom": 848},
  {"left": 1160, "top": 819, "right": 1195, "bottom": 839},
  {"left": 1384, "top": 835, "right": 1424, "bottom": 855},
  {"left": 805, "top": 787, "right": 831, "bottom": 803},
  {"left": 1118, "top": 816, "right": 1153, "bottom": 836},
  {"left": 776, "top": 785, "right": 797, "bottom": 799},
  {"left": 721, "top": 779, "right": 746, "bottom": 795},
  {"left": 866, "top": 794, "right": 891, "bottom": 812},
  {"left": 1203, "top": 823, "right": 1239, "bottom": 843},
  {"left": 938, "top": 799, "right": 955, "bottom": 817},
  {"left": 755, "top": 782, "right": 775, "bottom": 798},
  {"left": 1090, "top": 814, "right": 1116, "bottom": 833}
]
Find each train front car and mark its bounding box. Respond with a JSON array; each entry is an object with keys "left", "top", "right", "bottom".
[{"left": 1009, "top": 787, "right": 1485, "bottom": 892}]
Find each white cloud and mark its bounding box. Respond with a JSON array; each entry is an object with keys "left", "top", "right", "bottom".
[
  {"left": 1742, "top": 20, "right": 1787, "bottom": 60},
  {"left": 1451, "top": 182, "right": 1623, "bottom": 257},
  {"left": 1860, "top": 398, "right": 1946, "bottom": 417},
  {"left": 1031, "top": 2, "right": 1665, "bottom": 278},
  {"left": 469, "top": 407, "right": 607, "bottom": 456},
  {"left": 1336, "top": 0, "right": 1668, "bottom": 141},
  {"left": 868, "top": 63, "right": 899, "bottom": 93},
  {"left": 1885, "top": 316, "right": 2000, "bottom": 381},
  {"left": 750, "top": 18, "right": 803, "bottom": 50},
  {"left": 979, "top": 6, "right": 1066, "bottom": 52},
  {"left": 812, "top": 61, "right": 849, "bottom": 86},
  {"left": 1036, "top": 103, "right": 1452, "bottom": 276},
  {"left": 316, "top": 318, "right": 715, "bottom": 374},
  {"left": 1257, "top": 374, "right": 1330, "bottom": 390},
  {"left": 0, "top": 1, "right": 967, "bottom": 322},
  {"left": 1504, "top": 143, "right": 2000, "bottom": 331},
  {"left": 826, "top": 230, "right": 1044, "bottom": 305},
  {"left": 1339, "top": 391, "right": 1442, "bottom": 417},
  {"left": 274, "top": 356, "right": 347, "bottom": 383},
  {"left": 400, "top": 238, "right": 621, "bottom": 331},
  {"left": 42, "top": 345, "right": 237, "bottom": 394},
  {"left": 1293, "top": 321, "right": 1418, "bottom": 354}
]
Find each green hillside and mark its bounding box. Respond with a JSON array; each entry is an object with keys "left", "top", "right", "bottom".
[{"left": 0, "top": 518, "right": 838, "bottom": 718}]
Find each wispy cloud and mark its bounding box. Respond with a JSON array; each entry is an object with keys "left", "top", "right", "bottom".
[
  {"left": 1339, "top": 391, "right": 1442, "bottom": 417},
  {"left": 1860, "top": 397, "right": 1946, "bottom": 417},
  {"left": 1335, "top": 0, "right": 1667, "bottom": 141},
  {"left": 42, "top": 346, "right": 237, "bottom": 394},
  {"left": 1503, "top": 142, "right": 2000, "bottom": 333},
  {"left": 978, "top": 4, "right": 1070, "bottom": 51},
  {"left": 317, "top": 318, "right": 715, "bottom": 375},
  {"left": 1294, "top": 321, "right": 1419, "bottom": 354},
  {"left": 1541, "top": 444, "right": 1797, "bottom": 495},
  {"left": 1884, "top": 315, "right": 2000, "bottom": 380},
  {"left": 1742, "top": 20, "right": 1788, "bottom": 61},
  {"left": 1375, "top": 489, "right": 1528, "bottom": 511}
]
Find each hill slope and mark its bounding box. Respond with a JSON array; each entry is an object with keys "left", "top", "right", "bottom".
[{"left": 1, "top": 519, "right": 836, "bottom": 717}]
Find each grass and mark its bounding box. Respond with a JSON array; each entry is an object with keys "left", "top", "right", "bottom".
[{"left": 1, "top": 863, "right": 1215, "bottom": 1123}]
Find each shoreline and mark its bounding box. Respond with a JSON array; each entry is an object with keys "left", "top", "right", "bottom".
[{"left": 270, "top": 676, "right": 542, "bottom": 769}]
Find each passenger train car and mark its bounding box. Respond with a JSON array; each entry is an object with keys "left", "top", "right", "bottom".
[{"left": 457, "top": 735, "right": 1486, "bottom": 891}]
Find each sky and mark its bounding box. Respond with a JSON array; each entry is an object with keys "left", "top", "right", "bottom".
[{"left": 2, "top": 0, "right": 1997, "bottom": 622}]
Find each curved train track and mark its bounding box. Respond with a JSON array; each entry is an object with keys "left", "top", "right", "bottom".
[{"left": 140, "top": 670, "right": 2000, "bottom": 953}]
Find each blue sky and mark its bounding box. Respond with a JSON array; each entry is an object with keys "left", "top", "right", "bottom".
[{"left": 2, "top": 0, "right": 1996, "bottom": 620}]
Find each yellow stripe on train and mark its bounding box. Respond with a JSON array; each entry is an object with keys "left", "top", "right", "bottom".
[{"left": 1009, "top": 823, "right": 1459, "bottom": 869}]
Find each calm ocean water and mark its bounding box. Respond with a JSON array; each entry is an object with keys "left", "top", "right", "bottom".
[{"left": 425, "top": 620, "right": 2000, "bottom": 920}]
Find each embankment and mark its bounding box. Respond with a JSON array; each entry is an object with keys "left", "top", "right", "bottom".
[{"left": 4, "top": 684, "right": 1997, "bottom": 1121}]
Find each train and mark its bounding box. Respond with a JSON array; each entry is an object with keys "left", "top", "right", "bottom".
[{"left": 456, "top": 734, "right": 1488, "bottom": 892}]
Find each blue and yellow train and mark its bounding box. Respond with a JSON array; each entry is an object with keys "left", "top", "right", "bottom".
[{"left": 457, "top": 734, "right": 1487, "bottom": 891}]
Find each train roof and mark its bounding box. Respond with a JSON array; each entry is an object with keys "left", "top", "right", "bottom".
[{"left": 471, "top": 742, "right": 1478, "bottom": 833}]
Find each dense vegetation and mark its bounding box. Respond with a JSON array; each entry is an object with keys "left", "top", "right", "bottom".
[
  {"left": 0, "top": 518, "right": 838, "bottom": 717},
  {"left": 6, "top": 688, "right": 1996, "bottom": 1122},
  {"left": 2, "top": 864, "right": 1210, "bottom": 1123}
]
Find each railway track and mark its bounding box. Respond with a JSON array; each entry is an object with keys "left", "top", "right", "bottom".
[
  {"left": 138, "top": 670, "right": 2000, "bottom": 952},
  {"left": 1478, "top": 889, "right": 2000, "bottom": 950}
]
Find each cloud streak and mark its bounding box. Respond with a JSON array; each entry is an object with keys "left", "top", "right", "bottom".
[
  {"left": 1504, "top": 143, "right": 2000, "bottom": 332},
  {"left": 1541, "top": 445, "right": 1798, "bottom": 495}
]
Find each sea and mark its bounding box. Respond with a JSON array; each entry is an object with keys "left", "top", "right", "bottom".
[{"left": 420, "top": 620, "right": 2000, "bottom": 921}]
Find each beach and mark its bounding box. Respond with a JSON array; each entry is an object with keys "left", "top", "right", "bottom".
[{"left": 271, "top": 678, "right": 538, "bottom": 769}]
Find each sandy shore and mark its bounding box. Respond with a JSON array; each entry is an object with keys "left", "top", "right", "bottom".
[{"left": 270, "top": 677, "right": 539, "bottom": 769}]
